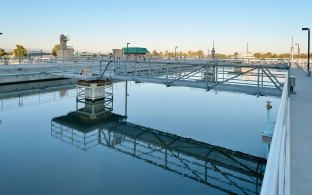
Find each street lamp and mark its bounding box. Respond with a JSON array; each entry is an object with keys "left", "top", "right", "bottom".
[
  {"left": 175, "top": 46, "right": 178, "bottom": 60},
  {"left": 126, "top": 43, "right": 130, "bottom": 60},
  {"left": 302, "top": 28, "right": 311, "bottom": 76},
  {"left": 295, "top": 43, "right": 300, "bottom": 65}
]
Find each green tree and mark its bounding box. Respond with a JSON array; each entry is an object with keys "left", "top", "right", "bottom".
[
  {"left": 234, "top": 52, "right": 239, "bottom": 58},
  {"left": 0, "top": 48, "right": 6, "bottom": 57},
  {"left": 196, "top": 50, "right": 204, "bottom": 58},
  {"left": 52, "top": 44, "right": 60, "bottom": 56},
  {"left": 13, "top": 45, "right": 27, "bottom": 57},
  {"left": 152, "top": 50, "right": 158, "bottom": 58},
  {"left": 253, "top": 53, "right": 262, "bottom": 58}
]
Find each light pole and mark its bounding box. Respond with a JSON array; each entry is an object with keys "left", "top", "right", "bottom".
[
  {"left": 302, "top": 28, "right": 311, "bottom": 76},
  {"left": 126, "top": 43, "right": 130, "bottom": 60},
  {"left": 175, "top": 46, "right": 178, "bottom": 60},
  {"left": 295, "top": 43, "right": 300, "bottom": 65}
]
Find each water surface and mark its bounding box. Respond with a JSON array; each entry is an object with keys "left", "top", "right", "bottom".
[{"left": 0, "top": 82, "right": 279, "bottom": 194}]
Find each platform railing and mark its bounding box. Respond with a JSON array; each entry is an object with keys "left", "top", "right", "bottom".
[{"left": 260, "top": 72, "right": 290, "bottom": 195}]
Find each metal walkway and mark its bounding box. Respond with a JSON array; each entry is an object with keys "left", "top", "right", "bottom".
[
  {"left": 289, "top": 66, "right": 312, "bottom": 194},
  {"left": 51, "top": 111, "right": 266, "bottom": 195},
  {"left": 50, "top": 60, "right": 289, "bottom": 97}
]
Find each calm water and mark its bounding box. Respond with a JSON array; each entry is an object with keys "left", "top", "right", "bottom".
[{"left": 0, "top": 82, "right": 279, "bottom": 195}]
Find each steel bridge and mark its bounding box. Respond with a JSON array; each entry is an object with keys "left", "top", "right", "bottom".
[
  {"left": 51, "top": 108, "right": 266, "bottom": 195},
  {"left": 50, "top": 59, "right": 289, "bottom": 97}
]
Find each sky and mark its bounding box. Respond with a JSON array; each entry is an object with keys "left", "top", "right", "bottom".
[{"left": 0, "top": 0, "right": 311, "bottom": 54}]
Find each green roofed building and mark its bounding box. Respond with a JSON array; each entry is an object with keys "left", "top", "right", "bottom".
[
  {"left": 112, "top": 47, "right": 149, "bottom": 60},
  {"left": 122, "top": 47, "right": 149, "bottom": 55}
]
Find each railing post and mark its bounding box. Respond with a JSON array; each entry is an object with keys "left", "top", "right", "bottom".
[
  {"left": 215, "top": 63, "right": 218, "bottom": 83},
  {"left": 149, "top": 61, "right": 151, "bottom": 77},
  {"left": 166, "top": 63, "right": 169, "bottom": 86},
  {"left": 206, "top": 64, "right": 209, "bottom": 91},
  {"left": 257, "top": 65, "right": 260, "bottom": 96},
  {"left": 99, "top": 61, "right": 102, "bottom": 76},
  {"left": 179, "top": 63, "right": 181, "bottom": 78},
  {"left": 135, "top": 62, "right": 137, "bottom": 80},
  {"left": 262, "top": 67, "right": 264, "bottom": 88},
  {"left": 109, "top": 61, "right": 112, "bottom": 78}
]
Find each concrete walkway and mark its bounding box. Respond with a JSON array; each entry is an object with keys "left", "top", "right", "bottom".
[{"left": 290, "top": 66, "right": 312, "bottom": 194}]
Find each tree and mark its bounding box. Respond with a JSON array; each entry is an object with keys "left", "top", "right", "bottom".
[
  {"left": 234, "top": 52, "right": 239, "bottom": 58},
  {"left": 0, "top": 48, "right": 6, "bottom": 57},
  {"left": 13, "top": 45, "right": 27, "bottom": 57},
  {"left": 52, "top": 44, "right": 60, "bottom": 56},
  {"left": 253, "top": 53, "right": 262, "bottom": 58},
  {"left": 196, "top": 50, "right": 204, "bottom": 58}
]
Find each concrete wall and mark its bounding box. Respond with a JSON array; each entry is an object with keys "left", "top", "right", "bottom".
[
  {"left": 112, "top": 49, "right": 123, "bottom": 60},
  {"left": 0, "top": 66, "right": 62, "bottom": 84},
  {"left": 57, "top": 49, "right": 74, "bottom": 61},
  {"left": 0, "top": 79, "right": 77, "bottom": 94}
]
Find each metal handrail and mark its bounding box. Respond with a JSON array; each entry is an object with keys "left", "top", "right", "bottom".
[{"left": 260, "top": 72, "right": 290, "bottom": 195}]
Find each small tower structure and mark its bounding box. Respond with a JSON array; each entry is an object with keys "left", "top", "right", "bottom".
[{"left": 56, "top": 34, "right": 74, "bottom": 62}]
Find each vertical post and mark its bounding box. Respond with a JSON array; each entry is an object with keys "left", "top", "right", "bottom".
[
  {"left": 149, "top": 61, "right": 151, "bottom": 77},
  {"left": 134, "top": 139, "right": 136, "bottom": 155},
  {"left": 175, "top": 46, "right": 178, "bottom": 60},
  {"left": 257, "top": 65, "right": 260, "bottom": 96},
  {"left": 135, "top": 62, "right": 137, "bottom": 80},
  {"left": 206, "top": 64, "right": 209, "bottom": 91},
  {"left": 100, "top": 61, "right": 102, "bottom": 76},
  {"left": 98, "top": 129, "right": 101, "bottom": 144},
  {"left": 207, "top": 49, "right": 209, "bottom": 60},
  {"left": 165, "top": 149, "right": 168, "bottom": 167},
  {"left": 215, "top": 63, "right": 218, "bottom": 83},
  {"left": 109, "top": 61, "right": 112, "bottom": 78},
  {"left": 178, "top": 63, "right": 181, "bottom": 78},
  {"left": 298, "top": 44, "right": 300, "bottom": 65},
  {"left": 125, "top": 81, "right": 128, "bottom": 118},
  {"left": 166, "top": 63, "right": 169, "bottom": 86},
  {"left": 223, "top": 65, "right": 224, "bottom": 82},
  {"left": 127, "top": 43, "right": 130, "bottom": 60},
  {"left": 308, "top": 30, "right": 310, "bottom": 76},
  {"left": 261, "top": 68, "right": 264, "bottom": 88},
  {"left": 205, "top": 161, "right": 208, "bottom": 182},
  {"left": 111, "top": 82, "right": 114, "bottom": 110}
]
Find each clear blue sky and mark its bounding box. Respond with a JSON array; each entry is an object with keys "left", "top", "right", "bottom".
[{"left": 1, "top": 0, "right": 311, "bottom": 54}]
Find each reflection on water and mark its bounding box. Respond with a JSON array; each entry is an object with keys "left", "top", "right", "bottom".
[
  {"left": 0, "top": 81, "right": 278, "bottom": 194},
  {"left": 0, "top": 86, "right": 75, "bottom": 111},
  {"left": 50, "top": 91, "right": 265, "bottom": 194}
]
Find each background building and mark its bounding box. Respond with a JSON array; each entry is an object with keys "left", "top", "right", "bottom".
[{"left": 112, "top": 47, "right": 149, "bottom": 60}]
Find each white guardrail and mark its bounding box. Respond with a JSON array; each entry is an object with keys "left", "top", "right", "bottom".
[{"left": 260, "top": 72, "right": 290, "bottom": 195}]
